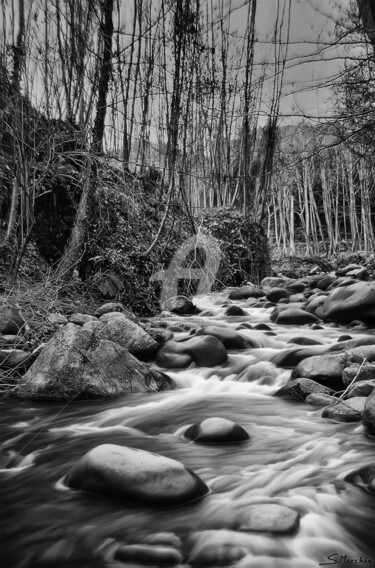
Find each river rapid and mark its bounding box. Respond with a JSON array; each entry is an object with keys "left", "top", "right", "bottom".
[{"left": 1, "top": 292, "right": 375, "bottom": 568}]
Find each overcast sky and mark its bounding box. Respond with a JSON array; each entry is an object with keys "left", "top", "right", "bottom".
[{"left": 245, "top": 0, "right": 355, "bottom": 123}]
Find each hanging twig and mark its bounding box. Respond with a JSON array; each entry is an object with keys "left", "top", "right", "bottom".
[{"left": 333, "top": 357, "right": 367, "bottom": 405}]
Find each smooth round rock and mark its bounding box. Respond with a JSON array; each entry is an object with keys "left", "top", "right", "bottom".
[
  {"left": 275, "top": 308, "right": 320, "bottom": 326},
  {"left": 322, "top": 401, "right": 363, "bottom": 423},
  {"left": 115, "top": 544, "right": 182, "bottom": 565},
  {"left": 184, "top": 417, "right": 249, "bottom": 444},
  {"left": 363, "top": 389, "right": 375, "bottom": 438},
  {"left": 0, "top": 305, "right": 25, "bottom": 335},
  {"left": 156, "top": 350, "right": 193, "bottom": 369},
  {"left": 225, "top": 305, "right": 246, "bottom": 316},
  {"left": 238, "top": 503, "right": 300, "bottom": 534},
  {"left": 65, "top": 444, "right": 209, "bottom": 506},
  {"left": 228, "top": 286, "right": 264, "bottom": 300},
  {"left": 305, "top": 393, "right": 338, "bottom": 406},
  {"left": 266, "top": 288, "right": 290, "bottom": 303}
]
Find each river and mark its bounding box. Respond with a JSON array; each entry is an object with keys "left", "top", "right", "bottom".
[{"left": 1, "top": 292, "right": 374, "bottom": 568}]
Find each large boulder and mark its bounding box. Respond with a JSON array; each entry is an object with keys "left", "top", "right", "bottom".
[
  {"left": 18, "top": 323, "right": 171, "bottom": 400},
  {"left": 156, "top": 336, "right": 227, "bottom": 368},
  {"left": 0, "top": 305, "right": 25, "bottom": 335},
  {"left": 363, "top": 388, "right": 375, "bottom": 437},
  {"left": 96, "top": 315, "right": 159, "bottom": 359},
  {"left": 65, "top": 444, "right": 209, "bottom": 506},
  {"left": 184, "top": 417, "right": 249, "bottom": 444},
  {"left": 321, "top": 282, "right": 375, "bottom": 324},
  {"left": 291, "top": 353, "right": 348, "bottom": 389}
]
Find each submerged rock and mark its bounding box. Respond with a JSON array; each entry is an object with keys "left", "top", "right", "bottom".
[
  {"left": 184, "top": 417, "right": 249, "bottom": 444},
  {"left": 237, "top": 503, "right": 300, "bottom": 534},
  {"left": 65, "top": 444, "right": 209, "bottom": 506},
  {"left": 225, "top": 305, "right": 246, "bottom": 316}
]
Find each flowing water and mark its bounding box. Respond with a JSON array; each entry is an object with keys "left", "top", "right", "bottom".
[{"left": 1, "top": 293, "right": 375, "bottom": 568}]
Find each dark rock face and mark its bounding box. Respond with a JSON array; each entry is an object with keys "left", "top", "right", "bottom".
[
  {"left": 363, "top": 389, "right": 375, "bottom": 437},
  {"left": 0, "top": 305, "right": 25, "bottom": 335},
  {"left": 65, "top": 444, "right": 209, "bottom": 506},
  {"left": 156, "top": 336, "right": 228, "bottom": 368},
  {"left": 184, "top": 417, "right": 249, "bottom": 444},
  {"left": 357, "top": 0, "right": 375, "bottom": 45},
  {"left": 163, "top": 296, "right": 196, "bottom": 315},
  {"left": 18, "top": 323, "right": 170, "bottom": 400},
  {"left": 321, "top": 282, "right": 375, "bottom": 324}
]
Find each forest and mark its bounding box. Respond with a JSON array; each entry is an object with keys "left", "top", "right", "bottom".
[{"left": 0, "top": 0, "right": 374, "bottom": 307}]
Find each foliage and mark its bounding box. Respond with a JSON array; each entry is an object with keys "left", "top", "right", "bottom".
[{"left": 198, "top": 207, "right": 271, "bottom": 287}]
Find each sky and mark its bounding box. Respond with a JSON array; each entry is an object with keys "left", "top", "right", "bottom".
[{"left": 244, "top": 0, "right": 357, "bottom": 123}]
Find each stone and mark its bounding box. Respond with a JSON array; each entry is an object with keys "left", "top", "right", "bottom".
[
  {"left": 342, "top": 362, "right": 375, "bottom": 386},
  {"left": 286, "top": 282, "right": 306, "bottom": 294},
  {"left": 68, "top": 313, "right": 98, "bottom": 326},
  {"left": 95, "top": 302, "right": 127, "bottom": 318},
  {"left": 261, "top": 276, "right": 295, "bottom": 290},
  {"left": 96, "top": 316, "right": 159, "bottom": 360},
  {"left": 286, "top": 378, "right": 335, "bottom": 400},
  {"left": 184, "top": 417, "right": 249, "bottom": 444},
  {"left": 163, "top": 296, "right": 196, "bottom": 315},
  {"left": 0, "top": 305, "right": 24, "bottom": 335},
  {"left": 317, "top": 275, "right": 335, "bottom": 291},
  {"left": 322, "top": 400, "right": 364, "bottom": 422},
  {"left": 321, "top": 282, "right": 375, "bottom": 324},
  {"left": 344, "top": 464, "right": 375, "bottom": 494},
  {"left": 287, "top": 336, "right": 323, "bottom": 346},
  {"left": 292, "top": 353, "right": 348, "bottom": 390},
  {"left": 225, "top": 305, "right": 246, "bottom": 316},
  {"left": 189, "top": 539, "right": 246, "bottom": 566},
  {"left": 237, "top": 503, "right": 300, "bottom": 534},
  {"left": 65, "top": 444, "right": 209, "bottom": 506},
  {"left": 336, "top": 263, "right": 363, "bottom": 276},
  {"left": 348, "top": 379, "right": 375, "bottom": 398},
  {"left": 115, "top": 544, "right": 182, "bottom": 565},
  {"left": 266, "top": 288, "right": 290, "bottom": 303},
  {"left": 156, "top": 336, "right": 227, "bottom": 368},
  {"left": 47, "top": 313, "right": 68, "bottom": 325},
  {"left": 0, "top": 349, "right": 32, "bottom": 368},
  {"left": 275, "top": 308, "right": 320, "bottom": 326},
  {"left": 228, "top": 286, "right": 264, "bottom": 300},
  {"left": 143, "top": 327, "right": 174, "bottom": 345},
  {"left": 363, "top": 388, "right": 375, "bottom": 437},
  {"left": 305, "top": 295, "right": 327, "bottom": 314},
  {"left": 18, "top": 323, "right": 172, "bottom": 400},
  {"left": 196, "top": 326, "right": 248, "bottom": 350},
  {"left": 305, "top": 393, "right": 338, "bottom": 406},
  {"left": 346, "top": 267, "right": 367, "bottom": 279},
  {"left": 155, "top": 350, "right": 193, "bottom": 369}
]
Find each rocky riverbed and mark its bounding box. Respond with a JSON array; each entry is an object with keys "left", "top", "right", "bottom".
[{"left": 1, "top": 262, "right": 375, "bottom": 566}]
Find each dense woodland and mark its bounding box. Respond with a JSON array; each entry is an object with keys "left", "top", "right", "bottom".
[{"left": 0, "top": 0, "right": 374, "bottom": 308}]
